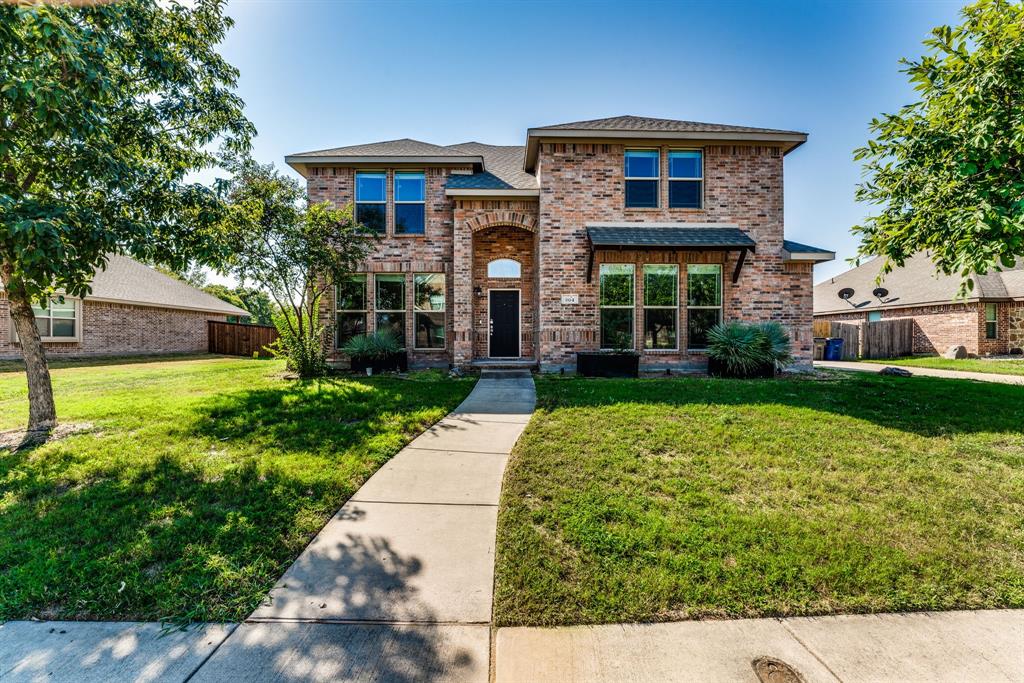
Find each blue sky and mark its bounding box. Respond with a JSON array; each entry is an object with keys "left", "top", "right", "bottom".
[{"left": 216, "top": 0, "right": 964, "bottom": 283}]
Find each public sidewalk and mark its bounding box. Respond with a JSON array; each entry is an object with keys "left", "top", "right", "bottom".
[{"left": 816, "top": 359, "right": 1024, "bottom": 385}]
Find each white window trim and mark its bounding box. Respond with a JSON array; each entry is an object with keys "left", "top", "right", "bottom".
[
  {"left": 10, "top": 297, "right": 82, "bottom": 343},
  {"left": 668, "top": 148, "right": 704, "bottom": 210},
  {"left": 686, "top": 264, "right": 722, "bottom": 351},
  {"left": 394, "top": 171, "right": 426, "bottom": 236},
  {"left": 599, "top": 264, "right": 636, "bottom": 351},
  {"left": 335, "top": 276, "right": 367, "bottom": 350},
  {"left": 643, "top": 264, "right": 680, "bottom": 351},
  {"left": 413, "top": 273, "right": 446, "bottom": 351},
  {"left": 374, "top": 273, "right": 406, "bottom": 347},
  {"left": 624, "top": 149, "right": 660, "bottom": 209}
]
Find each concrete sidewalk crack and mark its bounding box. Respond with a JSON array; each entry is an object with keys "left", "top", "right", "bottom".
[{"left": 777, "top": 619, "right": 845, "bottom": 683}]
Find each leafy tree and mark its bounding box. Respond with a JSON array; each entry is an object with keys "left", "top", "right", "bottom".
[
  {"left": 1, "top": 0, "right": 253, "bottom": 431},
  {"left": 853, "top": 0, "right": 1024, "bottom": 291},
  {"left": 203, "top": 283, "right": 276, "bottom": 325},
  {"left": 216, "top": 153, "right": 371, "bottom": 377}
]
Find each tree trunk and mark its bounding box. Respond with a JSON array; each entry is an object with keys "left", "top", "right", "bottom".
[{"left": 7, "top": 292, "right": 57, "bottom": 432}]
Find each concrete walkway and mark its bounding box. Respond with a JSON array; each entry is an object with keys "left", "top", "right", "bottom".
[
  {"left": 496, "top": 609, "right": 1024, "bottom": 682},
  {"left": 816, "top": 359, "right": 1024, "bottom": 385},
  {"left": 193, "top": 370, "right": 536, "bottom": 682}
]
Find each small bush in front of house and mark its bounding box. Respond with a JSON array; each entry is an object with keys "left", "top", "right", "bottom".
[
  {"left": 268, "top": 317, "right": 328, "bottom": 378},
  {"left": 706, "top": 321, "right": 792, "bottom": 378},
  {"left": 342, "top": 331, "right": 407, "bottom": 373}
]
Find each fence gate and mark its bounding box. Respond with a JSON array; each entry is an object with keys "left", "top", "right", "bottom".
[
  {"left": 208, "top": 320, "right": 279, "bottom": 358},
  {"left": 861, "top": 318, "right": 914, "bottom": 359}
]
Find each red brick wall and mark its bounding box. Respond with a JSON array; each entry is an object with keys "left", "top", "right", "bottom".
[
  {"left": 470, "top": 225, "right": 537, "bottom": 359},
  {"left": 0, "top": 296, "right": 225, "bottom": 359},
  {"left": 535, "top": 142, "right": 812, "bottom": 369},
  {"left": 815, "top": 301, "right": 1024, "bottom": 356}
]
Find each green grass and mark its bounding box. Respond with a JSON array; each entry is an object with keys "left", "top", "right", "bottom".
[
  {"left": 0, "top": 356, "right": 474, "bottom": 623},
  {"left": 863, "top": 356, "right": 1024, "bottom": 376},
  {"left": 494, "top": 372, "right": 1024, "bottom": 626}
]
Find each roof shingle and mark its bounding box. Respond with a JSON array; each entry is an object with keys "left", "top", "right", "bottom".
[
  {"left": 530, "top": 115, "right": 804, "bottom": 136},
  {"left": 587, "top": 225, "right": 756, "bottom": 249}
]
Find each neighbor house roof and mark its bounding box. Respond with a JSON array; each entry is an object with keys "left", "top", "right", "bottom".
[
  {"left": 85, "top": 255, "right": 249, "bottom": 316},
  {"left": 814, "top": 252, "right": 1024, "bottom": 315},
  {"left": 586, "top": 224, "right": 756, "bottom": 250},
  {"left": 525, "top": 115, "right": 808, "bottom": 170}
]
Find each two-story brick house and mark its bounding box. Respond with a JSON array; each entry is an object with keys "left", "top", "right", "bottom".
[{"left": 286, "top": 116, "right": 833, "bottom": 371}]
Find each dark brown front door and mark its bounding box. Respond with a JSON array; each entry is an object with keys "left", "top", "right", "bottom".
[{"left": 489, "top": 290, "right": 520, "bottom": 358}]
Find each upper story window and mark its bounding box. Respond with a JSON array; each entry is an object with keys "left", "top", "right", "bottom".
[
  {"left": 394, "top": 172, "right": 425, "bottom": 235},
  {"left": 355, "top": 172, "right": 386, "bottom": 233},
  {"left": 668, "top": 150, "right": 703, "bottom": 209},
  {"left": 624, "top": 150, "right": 659, "bottom": 208},
  {"left": 487, "top": 259, "right": 521, "bottom": 278}
]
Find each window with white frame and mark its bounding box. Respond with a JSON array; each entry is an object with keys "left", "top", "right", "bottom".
[
  {"left": 10, "top": 298, "right": 79, "bottom": 342},
  {"left": 414, "top": 273, "right": 445, "bottom": 349},
  {"left": 686, "top": 264, "right": 721, "bottom": 350},
  {"left": 624, "top": 150, "right": 659, "bottom": 208},
  {"left": 599, "top": 264, "right": 634, "bottom": 349},
  {"left": 643, "top": 264, "right": 678, "bottom": 349},
  {"left": 668, "top": 150, "right": 702, "bottom": 209},
  {"left": 487, "top": 259, "right": 521, "bottom": 278},
  {"left": 335, "top": 275, "right": 367, "bottom": 349},
  {"left": 985, "top": 303, "right": 998, "bottom": 339},
  {"left": 394, "top": 172, "right": 425, "bottom": 235},
  {"left": 375, "top": 274, "right": 405, "bottom": 346},
  {"left": 355, "top": 172, "right": 386, "bottom": 233}
]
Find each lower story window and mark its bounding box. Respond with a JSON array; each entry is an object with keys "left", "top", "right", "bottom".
[
  {"left": 335, "top": 275, "right": 367, "bottom": 349},
  {"left": 985, "top": 303, "right": 998, "bottom": 339},
  {"left": 599, "top": 263, "right": 635, "bottom": 349},
  {"left": 643, "top": 264, "right": 678, "bottom": 350},
  {"left": 687, "top": 264, "right": 721, "bottom": 350},
  {"left": 414, "top": 273, "right": 445, "bottom": 349},
  {"left": 375, "top": 273, "right": 406, "bottom": 346},
  {"left": 33, "top": 299, "right": 78, "bottom": 340}
]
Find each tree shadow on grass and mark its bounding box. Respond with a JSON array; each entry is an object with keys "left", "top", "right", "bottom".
[{"left": 537, "top": 372, "right": 1024, "bottom": 437}]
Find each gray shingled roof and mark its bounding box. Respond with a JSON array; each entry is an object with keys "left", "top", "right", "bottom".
[
  {"left": 814, "top": 252, "right": 1024, "bottom": 314},
  {"left": 289, "top": 138, "right": 473, "bottom": 158},
  {"left": 783, "top": 240, "right": 833, "bottom": 254},
  {"left": 446, "top": 142, "right": 537, "bottom": 189},
  {"left": 86, "top": 254, "right": 249, "bottom": 316},
  {"left": 445, "top": 172, "right": 513, "bottom": 190},
  {"left": 587, "top": 225, "right": 756, "bottom": 249},
  {"left": 531, "top": 115, "right": 804, "bottom": 136}
]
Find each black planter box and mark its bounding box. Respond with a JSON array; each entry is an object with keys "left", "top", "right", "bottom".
[
  {"left": 576, "top": 352, "right": 640, "bottom": 378},
  {"left": 350, "top": 352, "right": 408, "bottom": 374},
  {"left": 706, "top": 356, "right": 776, "bottom": 379}
]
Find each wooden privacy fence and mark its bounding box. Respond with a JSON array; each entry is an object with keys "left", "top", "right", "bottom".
[
  {"left": 208, "top": 320, "right": 279, "bottom": 357},
  {"left": 862, "top": 318, "right": 914, "bottom": 359}
]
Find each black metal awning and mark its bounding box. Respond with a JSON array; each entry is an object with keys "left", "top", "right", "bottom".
[{"left": 585, "top": 225, "right": 756, "bottom": 283}]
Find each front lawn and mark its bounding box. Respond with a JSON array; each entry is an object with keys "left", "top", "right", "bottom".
[
  {"left": 494, "top": 373, "right": 1024, "bottom": 626},
  {"left": 0, "top": 356, "right": 474, "bottom": 623},
  {"left": 863, "top": 356, "right": 1024, "bottom": 376}
]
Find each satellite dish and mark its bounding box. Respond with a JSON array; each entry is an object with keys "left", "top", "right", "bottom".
[
  {"left": 838, "top": 288, "right": 855, "bottom": 300},
  {"left": 873, "top": 287, "right": 889, "bottom": 299}
]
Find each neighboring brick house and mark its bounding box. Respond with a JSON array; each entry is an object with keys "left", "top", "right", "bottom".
[
  {"left": 814, "top": 252, "right": 1024, "bottom": 356},
  {"left": 0, "top": 254, "right": 248, "bottom": 359},
  {"left": 287, "top": 115, "right": 834, "bottom": 371}
]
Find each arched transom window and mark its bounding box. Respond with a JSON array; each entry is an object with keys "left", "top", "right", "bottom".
[{"left": 487, "top": 258, "right": 521, "bottom": 278}]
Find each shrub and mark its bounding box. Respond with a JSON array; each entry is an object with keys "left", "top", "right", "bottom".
[
  {"left": 342, "top": 330, "right": 401, "bottom": 362},
  {"left": 706, "top": 321, "right": 793, "bottom": 377}
]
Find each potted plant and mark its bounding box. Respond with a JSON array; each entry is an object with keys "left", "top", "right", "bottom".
[
  {"left": 706, "top": 321, "right": 792, "bottom": 379},
  {"left": 342, "top": 330, "right": 408, "bottom": 374},
  {"left": 576, "top": 332, "right": 640, "bottom": 378}
]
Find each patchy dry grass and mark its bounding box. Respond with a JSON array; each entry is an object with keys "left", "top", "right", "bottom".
[
  {"left": 0, "top": 356, "right": 474, "bottom": 623},
  {"left": 494, "top": 372, "right": 1024, "bottom": 626}
]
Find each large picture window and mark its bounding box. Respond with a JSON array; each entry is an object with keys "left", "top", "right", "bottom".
[
  {"left": 643, "top": 264, "right": 678, "bottom": 350},
  {"left": 985, "top": 303, "right": 998, "bottom": 339},
  {"left": 599, "top": 264, "right": 634, "bottom": 349},
  {"left": 414, "top": 274, "right": 445, "bottom": 349},
  {"left": 624, "top": 150, "right": 659, "bottom": 208},
  {"left": 668, "top": 150, "right": 702, "bottom": 209},
  {"left": 395, "top": 172, "right": 425, "bottom": 235},
  {"left": 687, "top": 264, "right": 722, "bottom": 350},
  {"left": 335, "top": 275, "right": 366, "bottom": 349},
  {"left": 375, "top": 274, "right": 405, "bottom": 346},
  {"left": 355, "top": 172, "right": 386, "bottom": 233}
]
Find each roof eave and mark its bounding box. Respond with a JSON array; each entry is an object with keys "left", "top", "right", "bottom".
[
  {"left": 84, "top": 295, "right": 248, "bottom": 317},
  {"left": 286, "top": 155, "right": 484, "bottom": 178},
  {"left": 524, "top": 129, "right": 808, "bottom": 172},
  {"left": 783, "top": 249, "right": 835, "bottom": 263},
  {"left": 445, "top": 188, "right": 539, "bottom": 198}
]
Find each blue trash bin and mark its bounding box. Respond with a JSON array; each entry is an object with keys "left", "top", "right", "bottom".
[{"left": 824, "top": 337, "right": 844, "bottom": 361}]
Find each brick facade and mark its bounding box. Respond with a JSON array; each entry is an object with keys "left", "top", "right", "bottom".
[
  {"left": 0, "top": 295, "right": 227, "bottom": 359},
  {"left": 305, "top": 141, "right": 817, "bottom": 371},
  {"left": 816, "top": 301, "right": 1024, "bottom": 356}
]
